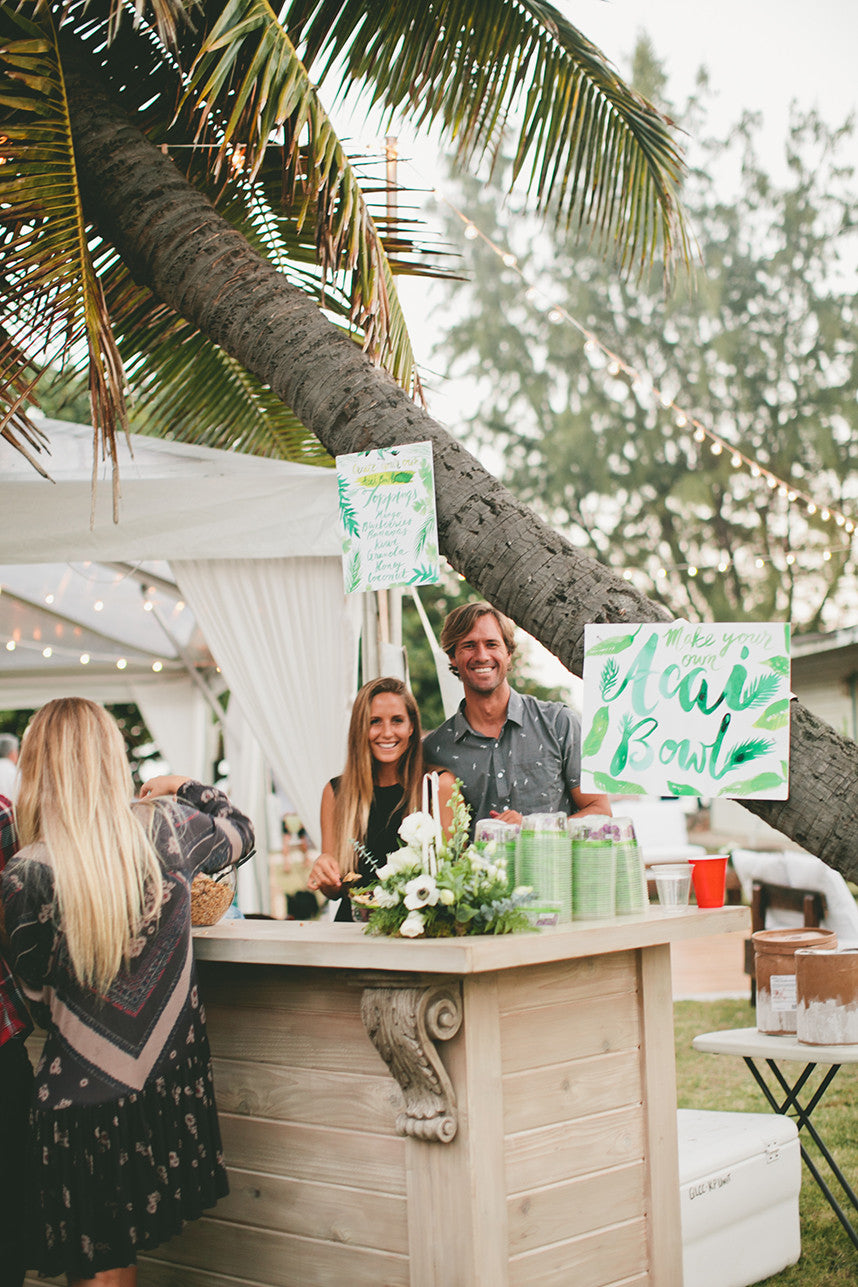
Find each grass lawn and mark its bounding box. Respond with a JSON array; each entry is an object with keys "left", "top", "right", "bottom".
[{"left": 674, "top": 999, "right": 858, "bottom": 1284}]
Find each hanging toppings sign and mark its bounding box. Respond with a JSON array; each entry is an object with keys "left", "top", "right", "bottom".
[
  {"left": 336, "top": 442, "right": 441, "bottom": 593},
  {"left": 580, "top": 621, "right": 791, "bottom": 799}
]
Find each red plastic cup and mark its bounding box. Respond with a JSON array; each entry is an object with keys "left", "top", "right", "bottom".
[{"left": 690, "top": 854, "right": 728, "bottom": 908}]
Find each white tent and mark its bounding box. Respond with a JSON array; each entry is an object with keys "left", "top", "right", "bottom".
[{"left": 0, "top": 418, "right": 361, "bottom": 909}]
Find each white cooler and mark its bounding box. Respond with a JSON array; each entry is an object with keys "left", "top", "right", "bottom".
[{"left": 677, "top": 1109, "right": 801, "bottom": 1287}]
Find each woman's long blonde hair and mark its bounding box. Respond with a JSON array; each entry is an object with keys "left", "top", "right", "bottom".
[
  {"left": 16, "top": 697, "right": 164, "bottom": 995},
  {"left": 334, "top": 678, "right": 424, "bottom": 873}
]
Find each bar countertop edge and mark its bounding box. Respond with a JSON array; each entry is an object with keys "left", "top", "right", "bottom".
[{"left": 192, "top": 905, "right": 749, "bottom": 975}]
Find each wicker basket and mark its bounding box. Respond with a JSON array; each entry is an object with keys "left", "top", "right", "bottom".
[{"left": 191, "top": 869, "right": 236, "bottom": 926}]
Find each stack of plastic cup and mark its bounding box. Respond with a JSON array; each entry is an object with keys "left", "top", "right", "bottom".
[
  {"left": 568, "top": 816, "right": 617, "bottom": 920},
  {"left": 473, "top": 818, "right": 520, "bottom": 891},
  {"left": 516, "top": 812, "right": 571, "bottom": 925},
  {"left": 610, "top": 816, "right": 648, "bottom": 916}
]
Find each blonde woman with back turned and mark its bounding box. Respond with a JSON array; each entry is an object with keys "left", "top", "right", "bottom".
[
  {"left": 0, "top": 697, "right": 254, "bottom": 1287},
  {"left": 308, "top": 677, "right": 455, "bottom": 920}
]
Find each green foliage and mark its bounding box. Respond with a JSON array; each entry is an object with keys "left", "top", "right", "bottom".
[
  {"left": 0, "top": 0, "right": 688, "bottom": 478},
  {"left": 0, "top": 703, "right": 161, "bottom": 787},
  {"left": 352, "top": 781, "right": 534, "bottom": 937},
  {"left": 433, "top": 53, "right": 858, "bottom": 632}
]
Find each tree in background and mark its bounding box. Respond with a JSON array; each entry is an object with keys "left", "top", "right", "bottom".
[
  {"left": 0, "top": 704, "right": 161, "bottom": 786},
  {"left": 434, "top": 40, "right": 858, "bottom": 633}
]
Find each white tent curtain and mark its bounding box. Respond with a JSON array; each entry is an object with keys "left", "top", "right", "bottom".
[
  {"left": 221, "top": 700, "right": 271, "bottom": 915},
  {"left": 129, "top": 676, "right": 211, "bottom": 783},
  {"left": 171, "top": 557, "right": 360, "bottom": 851}
]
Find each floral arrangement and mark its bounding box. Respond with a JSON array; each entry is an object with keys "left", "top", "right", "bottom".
[{"left": 350, "top": 776, "right": 533, "bottom": 938}]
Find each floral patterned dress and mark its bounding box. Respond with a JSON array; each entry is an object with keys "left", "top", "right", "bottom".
[{"left": 0, "top": 781, "right": 253, "bottom": 1279}]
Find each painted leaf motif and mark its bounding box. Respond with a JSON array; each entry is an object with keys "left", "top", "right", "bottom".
[
  {"left": 346, "top": 550, "right": 362, "bottom": 594},
  {"left": 737, "top": 674, "right": 782, "bottom": 708},
  {"left": 600, "top": 659, "right": 620, "bottom": 700},
  {"left": 587, "top": 628, "right": 641, "bottom": 656},
  {"left": 581, "top": 706, "right": 609, "bottom": 758},
  {"left": 764, "top": 655, "right": 790, "bottom": 676},
  {"left": 754, "top": 699, "right": 790, "bottom": 731},
  {"left": 719, "top": 772, "right": 785, "bottom": 797},
  {"left": 337, "top": 476, "right": 360, "bottom": 538},
  {"left": 666, "top": 781, "right": 701, "bottom": 796},
  {"left": 593, "top": 772, "right": 645, "bottom": 794},
  {"left": 723, "top": 737, "right": 774, "bottom": 772}
]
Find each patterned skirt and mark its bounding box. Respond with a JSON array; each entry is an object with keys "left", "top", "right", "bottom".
[{"left": 29, "top": 1041, "right": 228, "bottom": 1278}]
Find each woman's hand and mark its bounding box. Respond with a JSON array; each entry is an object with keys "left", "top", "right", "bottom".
[
  {"left": 307, "top": 853, "right": 343, "bottom": 900},
  {"left": 139, "top": 774, "right": 193, "bottom": 800}
]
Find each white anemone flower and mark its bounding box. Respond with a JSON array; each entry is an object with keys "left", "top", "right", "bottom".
[
  {"left": 400, "top": 910, "right": 426, "bottom": 937},
  {"left": 404, "top": 874, "right": 440, "bottom": 910}
]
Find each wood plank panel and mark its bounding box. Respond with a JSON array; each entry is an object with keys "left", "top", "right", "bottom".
[
  {"left": 503, "top": 1049, "right": 641, "bottom": 1134},
  {"left": 499, "top": 952, "right": 637, "bottom": 1015},
  {"left": 204, "top": 1005, "right": 385, "bottom": 1075},
  {"left": 197, "top": 962, "right": 368, "bottom": 1015},
  {"left": 508, "top": 1217, "right": 648, "bottom": 1287},
  {"left": 219, "top": 1167, "right": 408, "bottom": 1252},
  {"left": 637, "top": 944, "right": 683, "bottom": 1284},
  {"left": 403, "top": 973, "right": 510, "bottom": 1287},
  {"left": 219, "top": 1114, "right": 406, "bottom": 1194},
  {"left": 506, "top": 1105, "right": 645, "bottom": 1194},
  {"left": 507, "top": 1162, "right": 645, "bottom": 1254},
  {"left": 145, "top": 1216, "right": 409, "bottom": 1287},
  {"left": 500, "top": 993, "right": 641, "bottom": 1075},
  {"left": 212, "top": 1057, "right": 402, "bottom": 1131}
]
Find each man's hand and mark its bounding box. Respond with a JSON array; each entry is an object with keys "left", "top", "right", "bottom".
[{"left": 490, "top": 808, "right": 523, "bottom": 827}]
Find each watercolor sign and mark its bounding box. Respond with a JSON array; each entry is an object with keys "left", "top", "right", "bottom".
[
  {"left": 580, "top": 621, "right": 791, "bottom": 799},
  {"left": 336, "top": 442, "right": 440, "bottom": 593}
]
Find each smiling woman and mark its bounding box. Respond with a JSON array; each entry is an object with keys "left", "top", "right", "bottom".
[{"left": 307, "top": 677, "right": 455, "bottom": 920}]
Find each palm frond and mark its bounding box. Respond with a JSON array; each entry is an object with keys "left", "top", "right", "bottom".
[
  {"left": 0, "top": 3, "right": 127, "bottom": 509},
  {"left": 285, "top": 0, "right": 691, "bottom": 275},
  {"left": 181, "top": 0, "right": 425, "bottom": 393}
]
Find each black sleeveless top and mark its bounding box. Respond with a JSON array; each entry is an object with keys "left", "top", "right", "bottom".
[{"left": 329, "top": 777, "right": 408, "bottom": 922}]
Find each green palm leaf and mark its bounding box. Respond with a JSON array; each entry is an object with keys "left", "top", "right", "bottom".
[
  {"left": 285, "top": 0, "right": 690, "bottom": 274},
  {"left": 0, "top": 4, "right": 127, "bottom": 506},
  {"left": 183, "top": 0, "right": 423, "bottom": 394}
]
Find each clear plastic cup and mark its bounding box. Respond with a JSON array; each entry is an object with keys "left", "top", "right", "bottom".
[{"left": 652, "top": 863, "right": 691, "bottom": 913}]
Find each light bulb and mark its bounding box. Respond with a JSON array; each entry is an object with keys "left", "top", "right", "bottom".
[{"left": 80, "top": 653, "right": 90, "bottom": 665}]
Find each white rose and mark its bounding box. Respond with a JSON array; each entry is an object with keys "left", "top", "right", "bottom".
[
  {"left": 404, "top": 874, "right": 440, "bottom": 910},
  {"left": 377, "top": 851, "right": 417, "bottom": 880},
  {"left": 398, "top": 811, "right": 437, "bottom": 848},
  {"left": 400, "top": 910, "right": 426, "bottom": 937}
]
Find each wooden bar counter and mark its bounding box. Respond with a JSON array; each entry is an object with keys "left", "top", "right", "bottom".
[{"left": 134, "top": 907, "right": 746, "bottom": 1286}]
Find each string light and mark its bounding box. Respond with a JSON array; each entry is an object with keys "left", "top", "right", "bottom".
[{"left": 431, "top": 187, "right": 857, "bottom": 539}]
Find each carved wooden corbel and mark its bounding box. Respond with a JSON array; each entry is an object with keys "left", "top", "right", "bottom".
[{"left": 361, "top": 984, "right": 462, "bottom": 1143}]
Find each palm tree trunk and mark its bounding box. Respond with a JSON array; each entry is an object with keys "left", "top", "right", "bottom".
[{"left": 63, "top": 48, "right": 858, "bottom": 881}]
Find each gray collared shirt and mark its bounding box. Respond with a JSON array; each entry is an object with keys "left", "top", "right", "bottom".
[{"left": 423, "top": 688, "right": 582, "bottom": 830}]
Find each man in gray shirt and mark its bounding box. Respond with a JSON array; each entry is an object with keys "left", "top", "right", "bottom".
[{"left": 423, "top": 602, "right": 611, "bottom": 830}]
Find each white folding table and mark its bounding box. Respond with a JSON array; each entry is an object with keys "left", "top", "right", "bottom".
[{"left": 693, "top": 1026, "right": 858, "bottom": 1249}]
